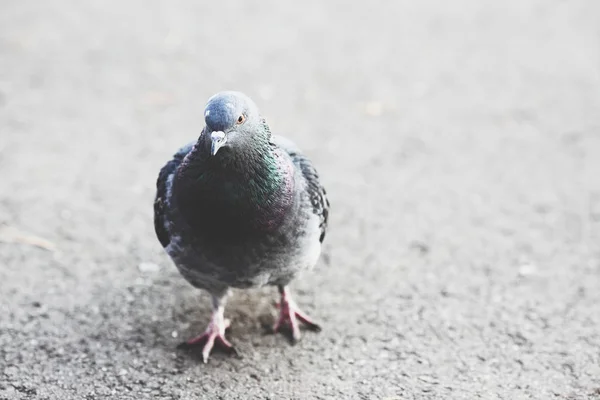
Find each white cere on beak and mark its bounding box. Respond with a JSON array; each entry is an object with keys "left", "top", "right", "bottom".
[{"left": 210, "top": 131, "right": 226, "bottom": 156}]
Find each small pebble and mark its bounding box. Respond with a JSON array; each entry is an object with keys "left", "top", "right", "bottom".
[
  {"left": 518, "top": 263, "right": 537, "bottom": 277},
  {"left": 364, "top": 101, "right": 383, "bottom": 117},
  {"left": 138, "top": 262, "right": 160, "bottom": 273}
]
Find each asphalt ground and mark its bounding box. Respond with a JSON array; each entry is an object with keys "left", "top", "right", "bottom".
[{"left": 1, "top": 1, "right": 600, "bottom": 399}]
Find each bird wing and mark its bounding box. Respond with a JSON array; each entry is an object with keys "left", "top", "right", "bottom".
[
  {"left": 272, "top": 135, "right": 330, "bottom": 243},
  {"left": 154, "top": 141, "right": 195, "bottom": 248}
]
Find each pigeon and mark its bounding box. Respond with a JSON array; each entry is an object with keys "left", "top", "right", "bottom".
[{"left": 153, "top": 91, "right": 330, "bottom": 362}]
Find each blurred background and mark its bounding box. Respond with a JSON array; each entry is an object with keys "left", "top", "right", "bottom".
[{"left": 1, "top": 0, "right": 599, "bottom": 398}]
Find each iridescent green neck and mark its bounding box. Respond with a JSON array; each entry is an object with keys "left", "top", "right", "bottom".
[{"left": 173, "top": 126, "right": 294, "bottom": 239}]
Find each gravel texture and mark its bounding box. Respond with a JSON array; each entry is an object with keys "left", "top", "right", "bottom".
[{"left": 1, "top": 0, "right": 600, "bottom": 399}]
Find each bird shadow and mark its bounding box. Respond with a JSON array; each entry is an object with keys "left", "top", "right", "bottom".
[
  {"left": 167, "top": 284, "right": 282, "bottom": 363},
  {"left": 77, "top": 271, "right": 321, "bottom": 369}
]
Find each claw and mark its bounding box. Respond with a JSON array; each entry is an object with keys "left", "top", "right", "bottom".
[
  {"left": 273, "top": 286, "right": 321, "bottom": 343},
  {"left": 184, "top": 314, "right": 236, "bottom": 363}
]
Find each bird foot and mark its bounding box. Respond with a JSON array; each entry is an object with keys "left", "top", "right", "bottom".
[
  {"left": 273, "top": 292, "right": 321, "bottom": 343},
  {"left": 184, "top": 317, "right": 236, "bottom": 363}
]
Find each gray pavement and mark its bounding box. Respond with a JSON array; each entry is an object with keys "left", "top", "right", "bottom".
[{"left": 1, "top": 0, "right": 600, "bottom": 399}]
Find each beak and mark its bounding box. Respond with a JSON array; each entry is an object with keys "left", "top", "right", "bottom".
[{"left": 210, "top": 131, "right": 227, "bottom": 156}]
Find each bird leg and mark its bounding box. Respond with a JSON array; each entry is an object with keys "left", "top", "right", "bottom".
[
  {"left": 273, "top": 285, "right": 321, "bottom": 343},
  {"left": 185, "top": 292, "right": 236, "bottom": 363}
]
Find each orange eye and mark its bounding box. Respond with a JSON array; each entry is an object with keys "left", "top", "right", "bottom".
[{"left": 237, "top": 114, "right": 246, "bottom": 124}]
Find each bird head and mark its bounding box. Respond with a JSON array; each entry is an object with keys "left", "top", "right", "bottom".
[{"left": 202, "top": 91, "right": 266, "bottom": 156}]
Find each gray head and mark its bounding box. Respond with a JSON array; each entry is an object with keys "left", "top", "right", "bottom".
[{"left": 203, "top": 91, "right": 265, "bottom": 156}]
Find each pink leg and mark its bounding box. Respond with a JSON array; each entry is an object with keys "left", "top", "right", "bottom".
[
  {"left": 184, "top": 293, "right": 236, "bottom": 363},
  {"left": 273, "top": 286, "right": 321, "bottom": 343}
]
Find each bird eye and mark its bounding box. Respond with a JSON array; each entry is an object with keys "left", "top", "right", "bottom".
[{"left": 236, "top": 114, "right": 246, "bottom": 124}]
